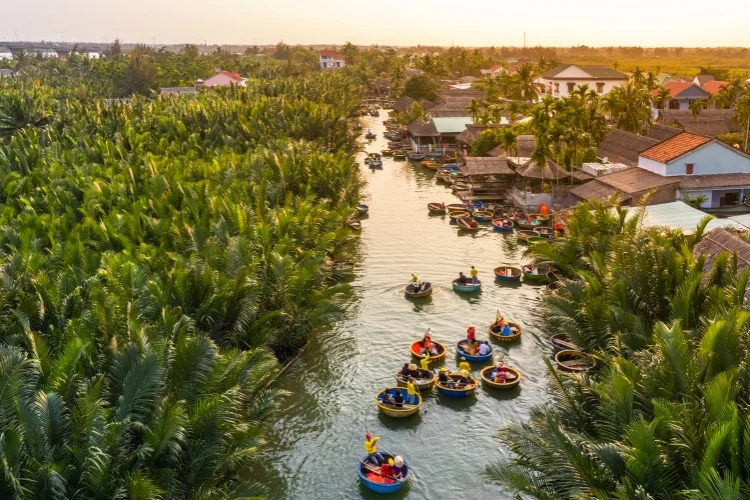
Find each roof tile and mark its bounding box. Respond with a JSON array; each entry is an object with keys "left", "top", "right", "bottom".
[{"left": 639, "top": 132, "right": 712, "bottom": 163}]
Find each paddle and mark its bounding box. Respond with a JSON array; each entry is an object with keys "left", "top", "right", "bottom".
[{"left": 554, "top": 338, "right": 577, "bottom": 350}]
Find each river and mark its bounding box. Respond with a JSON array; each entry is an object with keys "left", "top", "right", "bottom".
[{"left": 254, "top": 115, "right": 551, "bottom": 499}]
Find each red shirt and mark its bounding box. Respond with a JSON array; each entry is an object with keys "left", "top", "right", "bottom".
[
  {"left": 380, "top": 464, "right": 393, "bottom": 476},
  {"left": 467, "top": 328, "right": 476, "bottom": 341}
]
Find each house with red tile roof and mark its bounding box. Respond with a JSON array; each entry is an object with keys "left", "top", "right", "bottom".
[
  {"left": 201, "top": 70, "right": 246, "bottom": 88},
  {"left": 319, "top": 50, "right": 345, "bottom": 70},
  {"left": 572, "top": 131, "right": 750, "bottom": 209},
  {"left": 701, "top": 80, "right": 729, "bottom": 96},
  {"left": 652, "top": 82, "right": 710, "bottom": 111}
]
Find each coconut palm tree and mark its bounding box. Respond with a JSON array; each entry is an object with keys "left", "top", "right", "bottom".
[
  {"left": 515, "top": 63, "right": 540, "bottom": 101},
  {"left": 653, "top": 86, "right": 672, "bottom": 110}
]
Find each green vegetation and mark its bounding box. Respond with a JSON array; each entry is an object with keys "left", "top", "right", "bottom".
[
  {"left": 486, "top": 201, "right": 750, "bottom": 498},
  {"left": 0, "top": 57, "right": 363, "bottom": 497}
]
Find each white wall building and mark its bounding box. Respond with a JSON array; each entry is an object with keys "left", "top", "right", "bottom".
[
  {"left": 539, "top": 64, "right": 627, "bottom": 99},
  {"left": 638, "top": 132, "right": 750, "bottom": 208},
  {"left": 319, "top": 50, "right": 345, "bottom": 70},
  {"left": 201, "top": 71, "right": 246, "bottom": 87}
]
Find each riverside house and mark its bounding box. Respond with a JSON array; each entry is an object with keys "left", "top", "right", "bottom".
[{"left": 539, "top": 64, "right": 627, "bottom": 99}]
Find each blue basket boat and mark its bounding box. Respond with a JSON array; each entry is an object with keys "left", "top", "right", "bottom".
[
  {"left": 357, "top": 452, "right": 411, "bottom": 494},
  {"left": 492, "top": 219, "right": 514, "bottom": 232},
  {"left": 435, "top": 373, "right": 477, "bottom": 398},
  {"left": 452, "top": 279, "right": 481, "bottom": 293},
  {"left": 455, "top": 339, "right": 493, "bottom": 362}
]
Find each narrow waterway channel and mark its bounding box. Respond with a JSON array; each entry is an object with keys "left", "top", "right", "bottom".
[{"left": 255, "top": 116, "right": 552, "bottom": 499}]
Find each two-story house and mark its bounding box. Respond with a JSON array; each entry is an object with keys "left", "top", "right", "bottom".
[
  {"left": 319, "top": 50, "right": 345, "bottom": 70},
  {"left": 539, "top": 64, "right": 627, "bottom": 99}
]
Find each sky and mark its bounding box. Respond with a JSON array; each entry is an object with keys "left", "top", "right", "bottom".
[{"left": 2, "top": 0, "right": 750, "bottom": 48}]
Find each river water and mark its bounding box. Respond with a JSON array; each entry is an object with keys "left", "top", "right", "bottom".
[{"left": 254, "top": 116, "right": 551, "bottom": 499}]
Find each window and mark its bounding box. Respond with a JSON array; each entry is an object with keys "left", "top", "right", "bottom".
[
  {"left": 567, "top": 82, "right": 575, "bottom": 93},
  {"left": 596, "top": 82, "right": 605, "bottom": 93},
  {"left": 554, "top": 83, "right": 559, "bottom": 93},
  {"left": 685, "top": 163, "right": 694, "bottom": 175},
  {"left": 669, "top": 99, "right": 680, "bottom": 110}
]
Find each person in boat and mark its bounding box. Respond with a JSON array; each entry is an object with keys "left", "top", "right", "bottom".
[
  {"left": 467, "top": 324, "right": 476, "bottom": 343},
  {"left": 410, "top": 273, "right": 419, "bottom": 288},
  {"left": 478, "top": 342, "right": 491, "bottom": 356},
  {"left": 419, "top": 353, "right": 430, "bottom": 372},
  {"left": 392, "top": 456, "right": 406, "bottom": 480},
  {"left": 457, "top": 369, "right": 472, "bottom": 387},
  {"left": 502, "top": 323, "right": 513, "bottom": 337},
  {"left": 494, "top": 316, "right": 506, "bottom": 330},
  {"left": 407, "top": 363, "right": 420, "bottom": 378},
  {"left": 406, "top": 378, "right": 418, "bottom": 404},
  {"left": 392, "top": 389, "right": 404, "bottom": 408},
  {"left": 400, "top": 363, "right": 410, "bottom": 378},
  {"left": 470, "top": 266, "right": 478, "bottom": 284},
  {"left": 380, "top": 458, "right": 395, "bottom": 478},
  {"left": 421, "top": 332, "right": 438, "bottom": 356},
  {"left": 381, "top": 390, "right": 395, "bottom": 407},
  {"left": 493, "top": 366, "right": 506, "bottom": 383},
  {"left": 523, "top": 264, "right": 533, "bottom": 273},
  {"left": 439, "top": 202, "right": 446, "bottom": 209},
  {"left": 438, "top": 367, "right": 450, "bottom": 383},
  {"left": 458, "top": 357, "right": 471, "bottom": 373},
  {"left": 457, "top": 272, "right": 468, "bottom": 285},
  {"left": 470, "top": 220, "right": 478, "bottom": 229},
  {"left": 365, "top": 434, "right": 384, "bottom": 465}
]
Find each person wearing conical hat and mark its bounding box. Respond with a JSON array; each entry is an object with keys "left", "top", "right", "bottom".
[
  {"left": 459, "top": 357, "right": 471, "bottom": 373},
  {"left": 392, "top": 456, "right": 406, "bottom": 479},
  {"left": 438, "top": 366, "right": 449, "bottom": 383}
]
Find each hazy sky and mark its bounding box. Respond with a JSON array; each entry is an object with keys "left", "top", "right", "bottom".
[{"left": 2, "top": 0, "right": 750, "bottom": 47}]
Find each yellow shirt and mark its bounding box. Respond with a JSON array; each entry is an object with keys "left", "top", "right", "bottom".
[
  {"left": 406, "top": 381, "right": 417, "bottom": 396},
  {"left": 365, "top": 437, "right": 380, "bottom": 454},
  {"left": 459, "top": 361, "right": 471, "bottom": 372},
  {"left": 420, "top": 357, "right": 430, "bottom": 371},
  {"left": 470, "top": 268, "right": 478, "bottom": 277}
]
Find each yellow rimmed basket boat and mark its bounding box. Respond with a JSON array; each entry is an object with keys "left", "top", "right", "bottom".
[
  {"left": 480, "top": 366, "right": 521, "bottom": 390},
  {"left": 395, "top": 369, "right": 437, "bottom": 391},
  {"left": 488, "top": 321, "right": 522, "bottom": 342},
  {"left": 375, "top": 388, "right": 422, "bottom": 418}
]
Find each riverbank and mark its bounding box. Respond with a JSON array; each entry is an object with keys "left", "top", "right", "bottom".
[{"left": 254, "top": 115, "right": 553, "bottom": 499}]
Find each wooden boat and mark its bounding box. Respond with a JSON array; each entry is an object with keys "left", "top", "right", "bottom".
[
  {"left": 493, "top": 266, "right": 522, "bottom": 281},
  {"left": 516, "top": 230, "right": 536, "bottom": 243},
  {"left": 365, "top": 132, "right": 377, "bottom": 139},
  {"left": 446, "top": 204, "right": 468, "bottom": 212},
  {"left": 410, "top": 340, "right": 447, "bottom": 361},
  {"left": 492, "top": 219, "right": 514, "bottom": 232},
  {"left": 489, "top": 321, "right": 522, "bottom": 342},
  {"left": 442, "top": 163, "right": 461, "bottom": 171},
  {"left": 517, "top": 219, "right": 543, "bottom": 230},
  {"left": 435, "top": 373, "right": 477, "bottom": 398},
  {"left": 533, "top": 227, "right": 554, "bottom": 238},
  {"left": 480, "top": 366, "right": 521, "bottom": 390},
  {"left": 457, "top": 218, "right": 479, "bottom": 231},
  {"left": 456, "top": 339, "right": 493, "bottom": 362},
  {"left": 423, "top": 162, "right": 443, "bottom": 170},
  {"left": 426, "top": 151, "right": 443, "bottom": 158},
  {"left": 472, "top": 211, "right": 494, "bottom": 222},
  {"left": 427, "top": 202, "right": 447, "bottom": 213},
  {"left": 358, "top": 452, "right": 411, "bottom": 494},
  {"left": 452, "top": 279, "right": 482, "bottom": 292},
  {"left": 555, "top": 350, "right": 595, "bottom": 372},
  {"left": 449, "top": 211, "right": 471, "bottom": 222},
  {"left": 405, "top": 282, "right": 432, "bottom": 299},
  {"left": 522, "top": 264, "right": 550, "bottom": 282},
  {"left": 529, "top": 214, "right": 550, "bottom": 223},
  {"left": 393, "top": 152, "right": 406, "bottom": 160},
  {"left": 347, "top": 217, "right": 362, "bottom": 231},
  {"left": 375, "top": 388, "right": 422, "bottom": 418},
  {"left": 452, "top": 182, "right": 470, "bottom": 191},
  {"left": 356, "top": 204, "right": 369, "bottom": 215},
  {"left": 387, "top": 141, "right": 402, "bottom": 148},
  {"left": 527, "top": 236, "right": 547, "bottom": 244},
  {"left": 381, "top": 149, "right": 394, "bottom": 156},
  {"left": 421, "top": 160, "right": 439, "bottom": 167},
  {"left": 407, "top": 153, "right": 425, "bottom": 160},
  {"left": 395, "top": 368, "right": 436, "bottom": 391},
  {"left": 550, "top": 333, "right": 576, "bottom": 352}
]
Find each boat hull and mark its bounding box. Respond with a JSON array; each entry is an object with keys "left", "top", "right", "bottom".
[
  {"left": 358, "top": 453, "right": 410, "bottom": 494},
  {"left": 435, "top": 374, "right": 477, "bottom": 398},
  {"left": 456, "top": 340, "right": 493, "bottom": 362},
  {"left": 410, "top": 340, "right": 447, "bottom": 361},
  {"left": 452, "top": 280, "right": 481, "bottom": 293},
  {"left": 375, "top": 388, "right": 422, "bottom": 418},
  {"left": 493, "top": 266, "right": 522, "bottom": 281},
  {"left": 492, "top": 220, "right": 514, "bottom": 232},
  {"left": 480, "top": 366, "right": 521, "bottom": 390},
  {"left": 488, "top": 321, "right": 522, "bottom": 342},
  {"left": 550, "top": 333, "right": 574, "bottom": 352},
  {"left": 395, "top": 369, "right": 436, "bottom": 391},
  {"left": 555, "top": 349, "right": 595, "bottom": 372},
  {"left": 405, "top": 282, "right": 432, "bottom": 298}
]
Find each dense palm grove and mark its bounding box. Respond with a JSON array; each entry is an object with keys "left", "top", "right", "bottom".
[
  {"left": 486, "top": 202, "right": 750, "bottom": 498},
  {"left": 0, "top": 59, "right": 363, "bottom": 497}
]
